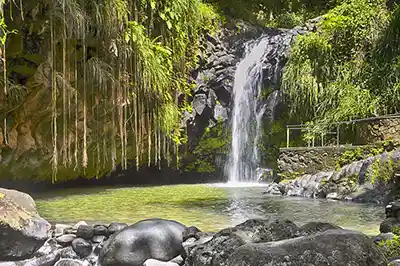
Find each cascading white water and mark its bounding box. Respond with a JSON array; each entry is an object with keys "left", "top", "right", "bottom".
[{"left": 227, "top": 37, "right": 270, "bottom": 184}]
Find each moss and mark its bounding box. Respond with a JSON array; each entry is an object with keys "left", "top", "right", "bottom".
[
  {"left": 184, "top": 122, "right": 230, "bottom": 173},
  {"left": 336, "top": 141, "right": 398, "bottom": 169},
  {"left": 367, "top": 156, "right": 400, "bottom": 185},
  {"left": 378, "top": 234, "right": 400, "bottom": 259},
  {"left": 0, "top": 193, "right": 4, "bottom": 199}
]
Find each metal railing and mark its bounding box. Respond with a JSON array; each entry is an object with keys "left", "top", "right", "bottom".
[{"left": 286, "top": 113, "right": 400, "bottom": 148}]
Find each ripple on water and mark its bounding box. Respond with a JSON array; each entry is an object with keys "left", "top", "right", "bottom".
[{"left": 34, "top": 184, "right": 385, "bottom": 235}]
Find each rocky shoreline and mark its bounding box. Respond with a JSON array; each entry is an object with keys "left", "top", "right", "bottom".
[
  {"left": 263, "top": 148, "right": 400, "bottom": 205},
  {"left": 2, "top": 187, "right": 400, "bottom": 266}
]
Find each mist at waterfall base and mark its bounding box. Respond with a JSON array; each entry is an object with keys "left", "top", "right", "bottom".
[{"left": 225, "top": 36, "right": 275, "bottom": 186}]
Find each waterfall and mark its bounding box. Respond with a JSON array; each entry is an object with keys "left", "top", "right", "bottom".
[{"left": 227, "top": 37, "right": 271, "bottom": 184}]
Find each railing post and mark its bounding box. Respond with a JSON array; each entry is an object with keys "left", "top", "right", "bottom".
[
  {"left": 286, "top": 127, "right": 290, "bottom": 148},
  {"left": 336, "top": 125, "right": 340, "bottom": 147},
  {"left": 321, "top": 133, "right": 324, "bottom": 147}
]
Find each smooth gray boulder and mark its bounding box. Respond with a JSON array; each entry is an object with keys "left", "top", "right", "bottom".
[{"left": 99, "top": 218, "right": 188, "bottom": 266}]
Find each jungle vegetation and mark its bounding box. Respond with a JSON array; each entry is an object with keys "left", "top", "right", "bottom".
[{"left": 1, "top": 0, "right": 400, "bottom": 181}]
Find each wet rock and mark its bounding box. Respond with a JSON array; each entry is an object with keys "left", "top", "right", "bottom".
[
  {"left": 386, "top": 201, "right": 400, "bottom": 219},
  {"left": 72, "top": 221, "right": 88, "bottom": 230},
  {"left": 92, "top": 235, "right": 106, "bottom": 243},
  {"left": 93, "top": 225, "right": 108, "bottom": 236},
  {"left": 59, "top": 246, "right": 80, "bottom": 260},
  {"left": 300, "top": 222, "right": 342, "bottom": 236},
  {"left": 0, "top": 188, "right": 51, "bottom": 260},
  {"left": 76, "top": 225, "right": 94, "bottom": 240},
  {"left": 72, "top": 238, "right": 92, "bottom": 258},
  {"left": 380, "top": 217, "right": 400, "bottom": 234},
  {"left": 34, "top": 238, "right": 60, "bottom": 257},
  {"left": 23, "top": 253, "right": 60, "bottom": 266},
  {"left": 99, "top": 219, "right": 186, "bottom": 266},
  {"left": 186, "top": 219, "right": 299, "bottom": 266},
  {"left": 107, "top": 222, "right": 128, "bottom": 235},
  {"left": 227, "top": 229, "right": 386, "bottom": 266},
  {"left": 54, "top": 224, "right": 73, "bottom": 237},
  {"left": 64, "top": 228, "right": 78, "bottom": 235},
  {"left": 56, "top": 234, "right": 77, "bottom": 246}
]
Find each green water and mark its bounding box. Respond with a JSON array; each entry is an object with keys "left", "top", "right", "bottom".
[{"left": 35, "top": 184, "right": 385, "bottom": 235}]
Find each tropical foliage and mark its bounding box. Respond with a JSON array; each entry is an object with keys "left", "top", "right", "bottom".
[
  {"left": 282, "top": 0, "right": 399, "bottom": 134},
  {"left": 0, "top": 0, "right": 220, "bottom": 181}
]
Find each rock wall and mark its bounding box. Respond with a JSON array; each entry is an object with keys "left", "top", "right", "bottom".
[
  {"left": 278, "top": 147, "right": 348, "bottom": 176},
  {"left": 359, "top": 118, "right": 400, "bottom": 144}
]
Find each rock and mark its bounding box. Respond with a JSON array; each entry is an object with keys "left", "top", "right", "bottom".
[
  {"left": 54, "top": 259, "right": 88, "bottom": 266},
  {"left": 186, "top": 219, "right": 300, "bottom": 266},
  {"left": 300, "top": 222, "right": 342, "bottom": 236},
  {"left": 64, "top": 228, "right": 78, "bottom": 235},
  {"left": 169, "top": 255, "right": 184, "bottom": 264},
  {"left": 76, "top": 225, "right": 94, "bottom": 240},
  {"left": 183, "top": 226, "right": 202, "bottom": 241},
  {"left": 193, "top": 94, "right": 207, "bottom": 115},
  {"left": 93, "top": 225, "right": 108, "bottom": 236},
  {"left": 0, "top": 188, "right": 51, "bottom": 260},
  {"left": 213, "top": 104, "right": 228, "bottom": 122},
  {"left": 34, "top": 238, "right": 60, "bottom": 257},
  {"left": 373, "top": 232, "right": 395, "bottom": 243},
  {"left": 107, "top": 222, "right": 128, "bottom": 235},
  {"left": 92, "top": 235, "right": 106, "bottom": 243},
  {"left": 57, "top": 234, "right": 77, "bottom": 246},
  {"left": 390, "top": 259, "right": 400, "bottom": 266},
  {"left": 72, "top": 221, "right": 88, "bottom": 230},
  {"left": 380, "top": 217, "right": 400, "bottom": 233},
  {"left": 23, "top": 253, "right": 60, "bottom": 266},
  {"left": 263, "top": 183, "right": 283, "bottom": 195},
  {"left": 54, "top": 224, "right": 73, "bottom": 237},
  {"left": 386, "top": 201, "right": 400, "bottom": 219},
  {"left": 99, "top": 219, "right": 187, "bottom": 266},
  {"left": 0, "top": 262, "right": 16, "bottom": 266},
  {"left": 0, "top": 253, "right": 60, "bottom": 266},
  {"left": 227, "top": 230, "right": 387, "bottom": 266},
  {"left": 72, "top": 238, "right": 92, "bottom": 258},
  {"left": 143, "top": 259, "right": 179, "bottom": 266},
  {"left": 58, "top": 246, "right": 80, "bottom": 260}
]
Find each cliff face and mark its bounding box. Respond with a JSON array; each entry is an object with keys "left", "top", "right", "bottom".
[{"left": 0, "top": 0, "right": 307, "bottom": 183}]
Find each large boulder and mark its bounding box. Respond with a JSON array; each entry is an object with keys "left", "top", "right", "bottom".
[
  {"left": 185, "top": 219, "right": 300, "bottom": 266},
  {"left": 0, "top": 188, "right": 51, "bottom": 260},
  {"left": 227, "top": 229, "right": 387, "bottom": 266},
  {"left": 99, "top": 218, "right": 188, "bottom": 266}
]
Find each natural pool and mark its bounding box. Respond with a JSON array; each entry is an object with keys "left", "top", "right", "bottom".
[{"left": 34, "top": 184, "right": 385, "bottom": 235}]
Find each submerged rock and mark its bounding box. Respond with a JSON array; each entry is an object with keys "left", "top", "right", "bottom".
[
  {"left": 0, "top": 188, "right": 51, "bottom": 261},
  {"left": 227, "top": 230, "right": 387, "bottom": 266}
]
